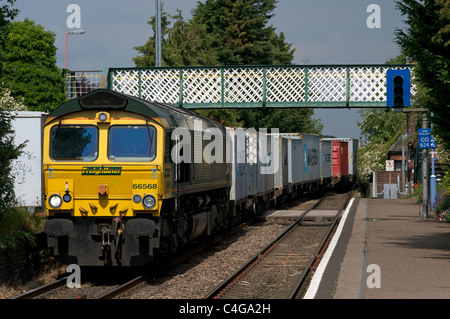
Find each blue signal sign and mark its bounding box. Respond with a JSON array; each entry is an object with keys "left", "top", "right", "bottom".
[
  {"left": 418, "top": 129, "right": 434, "bottom": 149},
  {"left": 386, "top": 69, "right": 411, "bottom": 107}
]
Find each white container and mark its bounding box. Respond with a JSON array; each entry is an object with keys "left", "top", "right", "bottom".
[
  {"left": 10, "top": 112, "right": 47, "bottom": 208},
  {"left": 269, "top": 134, "right": 288, "bottom": 190},
  {"left": 258, "top": 132, "right": 274, "bottom": 194},
  {"left": 246, "top": 129, "right": 258, "bottom": 197},
  {"left": 227, "top": 127, "right": 248, "bottom": 202},
  {"left": 256, "top": 131, "right": 267, "bottom": 195}
]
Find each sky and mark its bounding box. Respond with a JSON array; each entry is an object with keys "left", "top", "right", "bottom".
[{"left": 14, "top": 0, "right": 407, "bottom": 140}]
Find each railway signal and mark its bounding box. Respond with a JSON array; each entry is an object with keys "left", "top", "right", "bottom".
[{"left": 386, "top": 69, "right": 411, "bottom": 107}]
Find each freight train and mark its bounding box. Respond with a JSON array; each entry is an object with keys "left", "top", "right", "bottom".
[{"left": 40, "top": 89, "right": 358, "bottom": 266}]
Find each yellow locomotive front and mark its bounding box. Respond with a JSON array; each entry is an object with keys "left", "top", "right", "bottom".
[{"left": 43, "top": 90, "right": 165, "bottom": 266}]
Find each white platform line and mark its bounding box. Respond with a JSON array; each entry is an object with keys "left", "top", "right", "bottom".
[{"left": 303, "top": 197, "right": 355, "bottom": 299}]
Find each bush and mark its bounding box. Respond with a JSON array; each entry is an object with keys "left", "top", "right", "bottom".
[
  {"left": 434, "top": 190, "right": 450, "bottom": 216},
  {"left": 0, "top": 208, "right": 45, "bottom": 250},
  {"left": 410, "top": 182, "right": 422, "bottom": 203},
  {"left": 356, "top": 173, "right": 370, "bottom": 198}
]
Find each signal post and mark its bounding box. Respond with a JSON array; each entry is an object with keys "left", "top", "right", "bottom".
[{"left": 386, "top": 69, "right": 430, "bottom": 218}]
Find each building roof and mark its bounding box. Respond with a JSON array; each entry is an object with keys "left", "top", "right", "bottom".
[{"left": 388, "top": 130, "right": 407, "bottom": 153}]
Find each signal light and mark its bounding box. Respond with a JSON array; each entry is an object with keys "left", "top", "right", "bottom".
[{"left": 386, "top": 69, "right": 411, "bottom": 107}]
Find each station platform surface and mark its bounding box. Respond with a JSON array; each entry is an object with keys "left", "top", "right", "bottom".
[
  {"left": 305, "top": 196, "right": 450, "bottom": 299},
  {"left": 264, "top": 209, "right": 338, "bottom": 223}
]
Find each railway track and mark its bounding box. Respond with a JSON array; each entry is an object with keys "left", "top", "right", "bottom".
[
  {"left": 10, "top": 192, "right": 353, "bottom": 300},
  {"left": 11, "top": 276, "right": 68, "bottom": 299},
  {"left": 204, "top": 191, "right": 353, "bottom": 299},
  {"left": 10, "top": 272, "right": 151, "bottom": 300},
  {"left": 9, "top": 217, "right": 256, "bottom": 300}
]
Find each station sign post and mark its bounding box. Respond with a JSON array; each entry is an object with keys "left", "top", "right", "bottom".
[{"left": 418, "top": 128, "right": 431, "bottom": 149}]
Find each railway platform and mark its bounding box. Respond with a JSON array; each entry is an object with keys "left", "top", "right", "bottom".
[{"left": 305, "top": 196, "right": 450, "bottom": 299}]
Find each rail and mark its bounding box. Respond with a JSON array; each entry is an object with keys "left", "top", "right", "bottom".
[
  {"left": 204, "top": 191, "right": 354, "bottom": 299},
  {"left": 204, "top": 195, "right": 328, "bottom": 299},
  {"left": 10, "top": 276, "right": 68, "bottom": 299}
]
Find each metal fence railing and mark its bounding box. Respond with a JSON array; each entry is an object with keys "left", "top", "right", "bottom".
[{"left": 65, "top": 70, "right": 106, "bottom": 99}]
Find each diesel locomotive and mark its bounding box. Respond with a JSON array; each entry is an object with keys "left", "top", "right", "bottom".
[{"left": 43, "top": 89, "right": 233, "bottom": 266}]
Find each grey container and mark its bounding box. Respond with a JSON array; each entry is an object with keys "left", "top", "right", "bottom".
[
  {"left": 320, "top": 139, "right": 332, "bottom": 179},
  {"left": 269, "top": 134, "right": 288, "bottom": 190},
  {"left": 281, "top": 133, "right": 302, "bottom": 186},
  {"left": 301, "top": 133, "right": 321, "bottom": 183}
]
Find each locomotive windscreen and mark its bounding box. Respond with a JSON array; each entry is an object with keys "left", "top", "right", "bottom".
[
  {"left": 108, "top": 125, "right": 156, "bottom": 162},
  {"left": 49, "top": 125, "right": 98, "bottom": 161}
]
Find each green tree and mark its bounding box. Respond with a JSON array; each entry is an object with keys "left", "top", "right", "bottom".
[
  {"left": 0, "top": 19, "right": 66, "bottom": 111},
  {"left": 356, "top": 108, "right": 407, "bottom": 196},
  {"left": 134, "top": 9, "right": 218, "bottom": 67},
  {"left": 239, "top": 108, "right": 322, "bottom": 133},
  {"left": 358, "top": 109, "right": 406, "bottom": 145},
  {"left": 133, "top": 5, "right": 171, "bottom": 67},
  {"left": 395, "top": 0, "right": 450, "bottom": 150},
  {"left": 192, "top": 0, "right": 294, "bottom": 65},
  {"left": 0, "top": 0, "right": 18, "bottom": 77}
]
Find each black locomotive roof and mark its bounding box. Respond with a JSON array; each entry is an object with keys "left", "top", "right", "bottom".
[{"left": 48, "top": 89, "right": 223, "bottom": 130}]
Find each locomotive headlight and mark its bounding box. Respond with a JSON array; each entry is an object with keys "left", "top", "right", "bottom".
[
  {"left": 133, "top": 194, "right": 142, "bottom": 204},
  {"left": 98, "top": 112, "right": 108, "bottom": 122},
  {"left": 96, "top": 111, "right": 110, "bottom": 123},
  {"left": 49, "top": 194, "right": 63, "bottom": 209},
  {"left": 142, "top": 195, "right": 156, "bottom": 209}
]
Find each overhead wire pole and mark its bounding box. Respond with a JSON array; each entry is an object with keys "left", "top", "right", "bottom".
[{"left": 155, "top": 0, "right": 162, "bottom": 67}]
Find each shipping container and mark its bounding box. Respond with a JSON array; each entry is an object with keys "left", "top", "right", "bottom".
[
  {"left": 301, "top": 133, "right": 321, "bottom": 183},
  {"left": 10, "top": 112, "right": 47, "bottom": 209},
  {"left": 269, "top": 134, "right": 288, "bottom": 191},
  {"left": 331, "top": 140, "right": 349, "bottom": 178},
  {"left": 320, "top": 139, "right": 332, "bottom": 179},
  {"left": 332, "top": 138, "right": 358, "bottom": 178},
  {"left": 246, "top": 129, "right": 258, "bottom": 197},
  {"left": 287, "top": 136, "right": 302, "bottom": 185},
  {"left": 259, "top": 132, "right": 275, "bottom": 194},
  {"left": 227, "top": 127, "right": 248, "bottom": 203}
]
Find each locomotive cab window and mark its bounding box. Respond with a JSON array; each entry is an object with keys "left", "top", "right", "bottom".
[
  {"left": 108, "top": 125, "right": 156, "bottom": 162},
  {"left": 49, "top": 125, "right": 98, "bottom": 161}
]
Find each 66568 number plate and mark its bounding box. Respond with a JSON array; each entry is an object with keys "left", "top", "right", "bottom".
[{"left": 132, "top": 183, "right": 157, "bottom": 190}]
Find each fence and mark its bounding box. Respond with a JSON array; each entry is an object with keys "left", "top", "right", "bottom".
[
  {"left": 65, "top": 70, "right": 106, "bottom": 99},
  {"left": 371, "top": 170, "right": 407, "bottom": 199}
]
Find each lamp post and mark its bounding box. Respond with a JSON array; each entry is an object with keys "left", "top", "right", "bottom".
[{"left": 65, "top": 29, "right": 86, "bottom": 69}]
